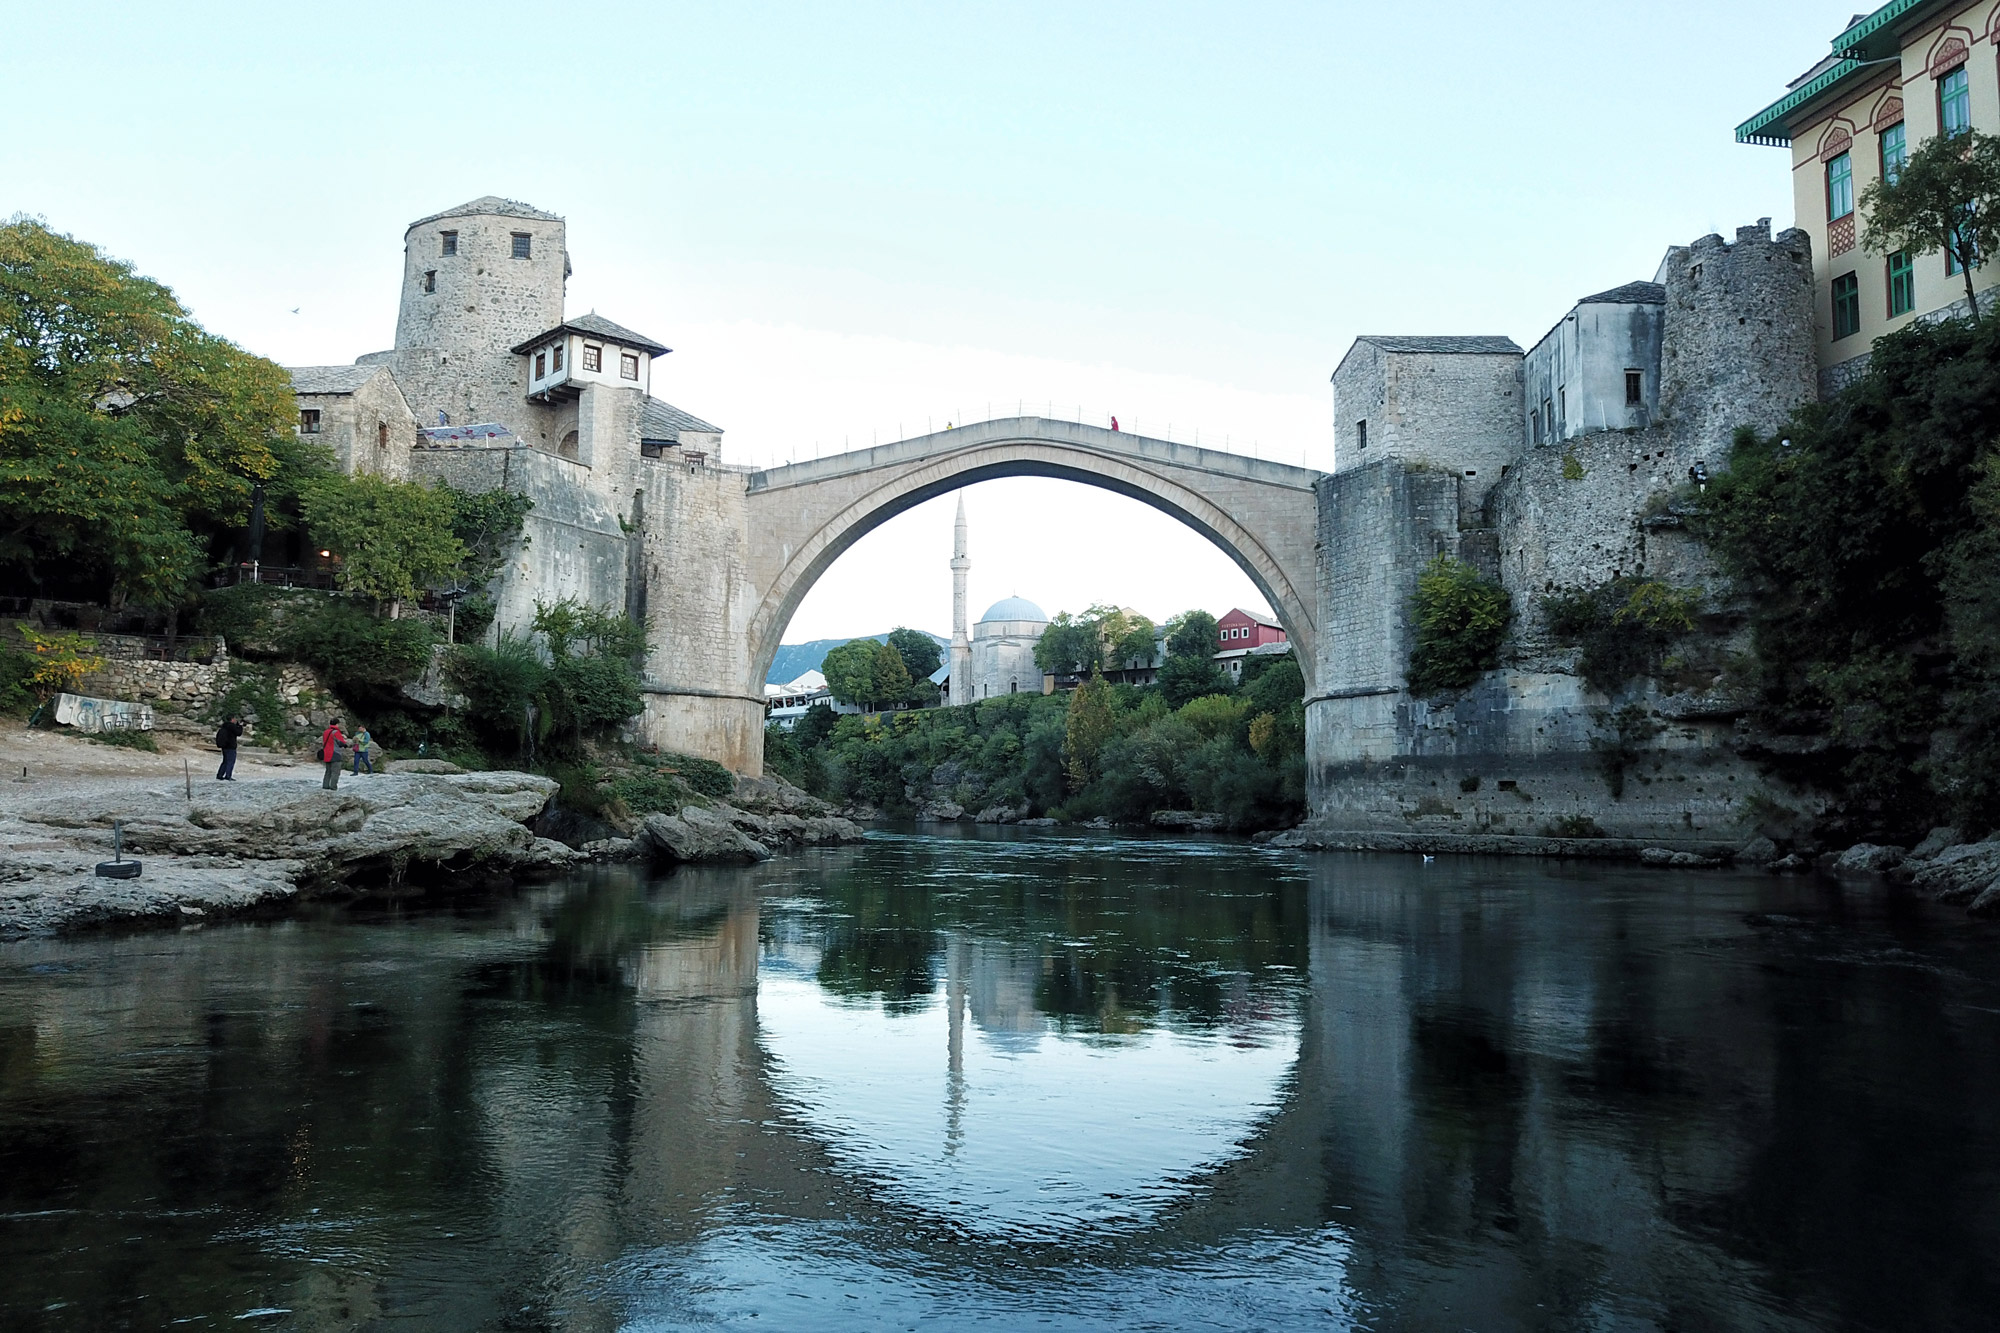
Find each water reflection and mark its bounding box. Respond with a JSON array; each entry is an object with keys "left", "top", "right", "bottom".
[{"left": 1, "top": 829, "right": 1997, "bottom": 1331}]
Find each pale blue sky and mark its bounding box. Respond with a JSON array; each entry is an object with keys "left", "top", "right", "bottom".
[{"left": 3, "top": 1, "right": 1838, "bottom": 643}]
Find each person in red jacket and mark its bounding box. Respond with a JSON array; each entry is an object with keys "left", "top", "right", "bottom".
[{"left": 320, "top": 718, "right": 348, "bottom": 791}]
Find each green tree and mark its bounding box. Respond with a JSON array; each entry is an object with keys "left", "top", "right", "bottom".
[
  {"left": 823, "top": 637, "right": 911, "bottom": 711},
  {"left": 821, "top": 639, "right": 878, "bottom": 709},
  {"left": 1107, "top": 610, "right": 1158, "bottom": 667},
  {"left": 1165, "top": 609, "right": 1221, "bottom": 659},
  {"left": 1034, "top": 611, "right": 1103, "bottom": 675},
  {"left": 1860, "top": 128, "right": 2000, "bottom": 318},
  {"left": 1407, "top": 554, "right": 1511, "bottom": 697},
  {"left": 0, "top": 218, "right": 323, "bottom": 607},
  {"left": 299, "top": 473, "right": 464, "bottom": 614},
  {"left": 871, "top": 639, "right": 912, "bottom": 707},
  {"left": 1063, "top": 670, "right": 1116, "bottom": 790},
  {"left": 1701, "top": 314, "right": 2000, "bottom": 834},
  {"left": 885, "top": 627, "right": 942, "bottom": 689}
]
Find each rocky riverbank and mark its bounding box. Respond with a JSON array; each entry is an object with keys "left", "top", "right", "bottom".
[{"left": 0, "top": 727, "right": 868, "bottom": 938}]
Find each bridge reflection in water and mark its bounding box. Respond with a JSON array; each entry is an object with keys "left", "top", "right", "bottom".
[{"left": 2, "top": 829, "right": 1996, "bottom": 1330}]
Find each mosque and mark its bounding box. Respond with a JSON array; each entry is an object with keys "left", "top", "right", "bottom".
[{"left": 946, "top": 495, "right": 1048, "bottom": 704}]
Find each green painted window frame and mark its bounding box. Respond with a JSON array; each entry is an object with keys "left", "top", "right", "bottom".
[
  {"left": 1941, "top": 66, "right": 1971, "bottom": 137},
  {"left": 1880, "top": 121, "right": 1906, "bottom": 182},
  {"left": 1826, "top": 152, "right": 1854, "bottom": 220},
  {"left": 1888, "top": 250, "right": 1915, "bottom": 316},
  {"left": 1832, "top": 271, "right": 1862, "bottom": 339}
]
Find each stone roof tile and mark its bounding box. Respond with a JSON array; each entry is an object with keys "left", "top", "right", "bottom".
[
  {"left": 1578, "top": 280, "right": 1666, "bottom": 305},
  {"left": 289, "top": 365, "right": 384, "bottom": 395},
  {"left": 1352, "top": 335, "right": 1524, "bottom": 356},
  {"left": 407, "top": 196, "right": 561, "bottom": 229},
  {"left": 641, "top": 397, "right": 722, "bottom": 441}
]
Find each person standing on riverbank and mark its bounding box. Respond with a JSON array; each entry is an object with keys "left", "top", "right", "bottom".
[
  {"left": 350, "top": 727, "right": 374, "bottom": 776},
  {"left": 320, "top": 719, "right": 347, "bottom": 791},
  {"left": 214, "top": 715, "right": 243, "bottom": 782}
]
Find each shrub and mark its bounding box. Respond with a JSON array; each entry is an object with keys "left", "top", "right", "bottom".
[
  {"left": 17, "top": 628, "right": 102, "bottom": 700},
  {"left": 1543, "top": 576, "right": 1700, "bottom": 692},
  {"left": 638, "top": 751, "right": 735, "bottom": 800},
  {"left": 1407, "top": 555, "right": 1511, "bottom": 697}
]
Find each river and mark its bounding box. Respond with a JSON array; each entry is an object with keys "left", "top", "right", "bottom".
[{"left": 2, "top": 827, "right": 1996, "bottom": 1330}]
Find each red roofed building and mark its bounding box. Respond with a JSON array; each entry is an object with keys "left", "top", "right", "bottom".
[{"left": 1216, "top": 608, "right": 1287, "bottom": 650}]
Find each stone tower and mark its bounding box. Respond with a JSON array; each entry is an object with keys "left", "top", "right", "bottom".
[
  {"left": 391, "top": 197, "right": 568, "bottom": 430},
  {"left": 949, "top": 493, "right": 972, "bottom": 706},
  {"left": 1654, "top": 219, "right": 1816, "bottom": 462}
]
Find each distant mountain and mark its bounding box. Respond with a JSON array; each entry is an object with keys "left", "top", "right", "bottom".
[{"left": 767, "top": 631, "right": 947, "bottom": 685}]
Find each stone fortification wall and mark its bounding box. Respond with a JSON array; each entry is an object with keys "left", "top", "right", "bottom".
[
  {"left": 1331, "top": 343, "right": 1524, "bottom": 507},
  {"left": 1655, "top": 221, "right": 1816, "bottom": 460},
  {"left": 1487, "top": 425, "right": 1720, "bottom": 644},
  {"left": 409, "top": 444, "right": 635, "bottom": 642},
  {"left": 637, "top": 458, "right": 764, "bottom": 774},
  {"left": 1308, "top": 460, "right": 1461, "bottom": 766},
  {"left": 391, "top": 200, "right": 567, "bottom": 431},
  {"left": 1303, "top": 220, "right": 1820, "bottom": 850}
]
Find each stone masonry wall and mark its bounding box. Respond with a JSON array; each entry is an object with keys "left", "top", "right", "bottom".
[
  {"left": 638, "top": 457, "right": 764, "bottom": 774},
  {"left": 408, "top": 443, "right": 634, "bottom": 643},
  {"left": 1304, "top": 220, "right": 1820, "bottom": 849},
  {"left": 1655, "top": 221, "right": 1817, "bottom": 461},
  {"left": 391, "top": 204, "right": 567, "bottom": 431}
]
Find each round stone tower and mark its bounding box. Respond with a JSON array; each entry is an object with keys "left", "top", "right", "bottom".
[
  {"left": 391, "top": 196, "right": 568, "bottom": 430},
  {"left": 1655, "top": 219, "right": 1817, "bottom": 463}
]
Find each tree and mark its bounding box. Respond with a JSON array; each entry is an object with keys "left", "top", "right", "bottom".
[
  {"left": 871, "top": 639, "right": 912, "bottom": 707},
  {"left": 822, "top": 637, "right": 910, "bottom": 711},
  {"left": 1063, "top": 670, "right": 1116, "bottom": 790},
  {"left": 1159, "top": 653, "right": 1231, "bottom": 708},
  {"left": 1700, "top": 314, "right": 2000, "bottom": 833},
  {"left": 1034, "top": 611, "right": 1101, "bottom": 674},
  {"left": 1165, "top": 609, "right": 1221, "bottom": 659},
  {"left": 0, "top": 218, "right": 323, "bottom": 607},
  {"left": 1860, "top": 128, "right": 2000, "bottom": 318},
  {"left": 821, "top": 639, "right": 877, "bottom": 709},
  {"left": 1407, "top": 555, "right": 1511, "bottom": 697},
  {"left": 298, "top": 473, "right": 464, "bottom": 614},
  {"left": 885, "top": 627, "right": 941, "bottom": 682},
  {"left": 1107, "top": 610, "right": 1158, "bottom": 668}
]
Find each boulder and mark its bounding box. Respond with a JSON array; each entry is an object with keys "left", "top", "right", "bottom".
[
  {"left": 1832, "top": 843, "right": 1907, "bottom": 876},
  {"left": 724, "top": 806, "right": 864, "bottom": 848},
  {"left": 1768, "top": 853, "right": 1810, "bottom": 873},
  {"left": 636, "top": 806, "right": 771, "bottom": 864},
  {"left": 1909, "top": 827, "right": 1963, "bottom": 861},
  {"left": 1735, "top": 835, "right": 1779, "bottom": 866},
  {"left": 1640, "top": 847, "right": 1722, "bottom": 868},
  {"left": 387, "top": 758, "right": 465, "bottom": 775},
  {"left": 1968, "top": 882, "right": 2000, "bottom": 919},
  {"left": 974, "top": 803, "right": 1028, "bottom": 824},
  {"left": 1151, "top": 811, "right": 1226, "bottom": 832},
  {"left": 1904, "top": 840, "right": 2000, "bottom": 904},
  {"left": 581, "top": 837, "right": 641, "bottom": 861},
  {"left": 730, "top": 773, "right": 835, "bottom": 816},
  {"left": 1017, "top": 817, "right": 1058, "bottom": 827},
  {"left": 918, "top": 799, "right": 966, "bottom": 822}
]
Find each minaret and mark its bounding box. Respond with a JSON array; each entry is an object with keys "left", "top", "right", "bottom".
[{"left": 949, "top": 493, "right": 972, "bottom": 706}]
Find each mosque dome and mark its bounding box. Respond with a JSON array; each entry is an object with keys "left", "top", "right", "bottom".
[{"left": 978, "top": 596, "right": 1047, "bottom": 624}]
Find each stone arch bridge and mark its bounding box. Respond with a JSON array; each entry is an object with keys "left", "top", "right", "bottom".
[{"left": 635, "top": 417, "right": 1322, "bottom": 775}]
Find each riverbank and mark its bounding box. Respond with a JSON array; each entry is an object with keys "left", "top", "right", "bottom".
[{"left": 0, "top": 726, "right": 864, "bottom": 937}]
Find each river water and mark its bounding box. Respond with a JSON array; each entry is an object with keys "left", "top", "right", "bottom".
[{"left": 2, "top": 828, "right": 1997, "bottom": 1331}]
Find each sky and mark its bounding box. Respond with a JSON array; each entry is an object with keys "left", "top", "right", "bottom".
[{"left": 2, "top": 1, "right": 1838, "bottom": 643}]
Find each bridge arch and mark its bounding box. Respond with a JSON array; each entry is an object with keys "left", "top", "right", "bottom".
[{"left": 741, "top": 418, "right": 1322, "bottom": 694}]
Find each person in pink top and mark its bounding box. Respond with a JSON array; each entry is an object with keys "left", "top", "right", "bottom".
[{"left": 320, "top": 718, "right": 348, "bottom": 791}]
